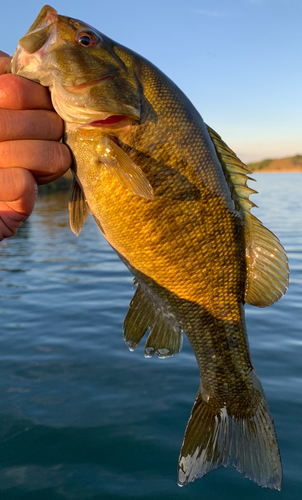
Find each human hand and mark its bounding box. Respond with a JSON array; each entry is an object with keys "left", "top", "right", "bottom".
[{"left": 0, "top": 50, "right": 72, "bottom": 240}]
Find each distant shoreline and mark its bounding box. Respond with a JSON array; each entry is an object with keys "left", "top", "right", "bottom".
[
  {"left": 248, "top": 154, "right": 302, "bottom": 173},
  {"left": 254, "top": 168, "right": 302, "bottom": 173}
]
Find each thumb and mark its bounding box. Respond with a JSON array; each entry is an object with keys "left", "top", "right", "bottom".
[{"left": 0, "top": 51, "right": 11, "bottom": 75}]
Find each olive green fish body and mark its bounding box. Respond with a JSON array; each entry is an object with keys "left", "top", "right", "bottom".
[
  {"left": 11, "top": 6, "right": 289, "bottom": 490},
  {"left": 66, "top": 59, "right": 248, "bottom": 388}
]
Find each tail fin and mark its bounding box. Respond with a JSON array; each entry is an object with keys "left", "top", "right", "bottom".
[{"left": 178, "top": 370, "right": 282, "bottom": 490}]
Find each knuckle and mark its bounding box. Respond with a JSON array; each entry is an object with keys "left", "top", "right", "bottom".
[
  {"left": 44, "top": 142, "right": 70, "bottom": 175},
  {"left": 0, "top": 141, "right": 12, "bottom": 165},
  {"left": 45, "top": 110, "right": 64, "bottom": 140},
  {"left": 0, "top": 75, "right": 26, "bottom": 109},
  {"left": 56, "top": 142, "right": 72, "bottom": 172},
  {"left": 0, "top": 109, "right": 9, "bottom": 140},
  {"left": 0, "top": 74, "right": 52, "bottom": 110}
]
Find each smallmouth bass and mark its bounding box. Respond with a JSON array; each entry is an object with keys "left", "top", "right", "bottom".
[{"left": 11, "top": 5, "right": 289, "bottom": 489}]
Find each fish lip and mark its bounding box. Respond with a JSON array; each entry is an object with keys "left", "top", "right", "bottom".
[
  {"left": 10, "top": 24, "right": 57, "bottom": 77},
  {"left": 23, "top": 6, "right": 57, "bottom": 41},
  {"left": 45, "top": 6, "right": 58, "bottom": 24},
  {"left": 11, "top": 7, "right": 58, "bottom": 73},
  {"left": 62, "top": 75, "right": 112, "bottom": 91}
]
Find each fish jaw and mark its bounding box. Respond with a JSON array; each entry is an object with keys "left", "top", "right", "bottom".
[
  {"left": 23, "top": 5, "right": 58, "bottom": 36},
  {"left": 10, "top": 7, "right": 59, "bottom": 87}
]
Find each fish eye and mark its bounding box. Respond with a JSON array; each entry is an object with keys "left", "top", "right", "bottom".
[{"left": 75, "top": 31, "right": 98, "bottom": 47}]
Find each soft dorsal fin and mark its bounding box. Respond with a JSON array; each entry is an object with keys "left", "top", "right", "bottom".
[
  {"left": 207, "top": 125, "right": 289, "bottom": 307},
  {"left": 97, "top": 136, "right": 154, "bottom": 199},
  {"left": 69, "top": 177, "right": 90, "bottom": 236},
  {"left": 123, "top": 281, "right": 183, "bottom": 358}
]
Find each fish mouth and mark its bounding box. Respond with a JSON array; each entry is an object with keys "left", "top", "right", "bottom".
[
  {"left": 45, "top": 6, "right": 57, "bottom": 24},
  {"left": 30, "top": 5, "right": 58, "bottom": 32},
  {"left": 19, "top": 6, "right": 58, "bottom": 53},
  {"left": 11, "top": 5, "right": 140, "bottom": 127},
  {"left": 10, "top": 6, "right": 58, "bottom": 78}
]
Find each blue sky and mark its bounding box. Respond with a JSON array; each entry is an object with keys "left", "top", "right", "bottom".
[{"left": 2, "top": 0, "right": 301, "bottom": 162}]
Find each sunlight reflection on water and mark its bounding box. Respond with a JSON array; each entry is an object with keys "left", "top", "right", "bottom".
[{"left": 0, "top": 174, "right": 301, "bottom": 499}]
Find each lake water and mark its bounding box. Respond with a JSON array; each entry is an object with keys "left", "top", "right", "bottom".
[{"left": 0, "top": 173, "right": 301, "bottom": 500}]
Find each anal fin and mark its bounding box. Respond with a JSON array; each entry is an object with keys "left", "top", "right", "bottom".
[{"left": 123, "top": 282, "right": 183, "bottom": 358}]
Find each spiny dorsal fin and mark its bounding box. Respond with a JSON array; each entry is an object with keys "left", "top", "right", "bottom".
[
  {"left": 69, "top": 177, "right": 90, "bottom": 236},
  {"left": 207, "top": 125, "right": 289, "bottom": 307},
  {"left": 206, "top": 125, "right": 256, "bottom": 208},
  {"left": 123, "top": 282, "right": 183, "bottom": 358},
  {"left": 97, "top": 136, "right": 154, "bottom": 199}
]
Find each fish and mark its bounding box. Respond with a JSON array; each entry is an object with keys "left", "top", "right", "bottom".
[{"left": 10, "top": 5, "right": 289, "bottom": 490}]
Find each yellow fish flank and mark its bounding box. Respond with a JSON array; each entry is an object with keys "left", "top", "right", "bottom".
[{"left": 11, "top": 5, "right": 289, "bottom": 490}]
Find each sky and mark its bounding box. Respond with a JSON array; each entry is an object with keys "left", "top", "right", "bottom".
[{"left": 2, "top": 0, "right": 301, "bottom": 163}]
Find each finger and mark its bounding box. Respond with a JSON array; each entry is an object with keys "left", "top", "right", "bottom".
[
  {"left": 0, "top": 140, "right": 72, "bottom": 184},
  {"left": 0, "top": 168, "right": 37, "bottom": 239},
  {"left": 0, "top": 51, "right": 11, "bottom": 74},
  {"left": 0, "top": 74, "right": 53, "bottom": 110},
  {"left": 0, "top": 109, "right": 64, "bottom": 142},
  {"left": 0, "top": 167, "right": 36, "bottom": 209}
]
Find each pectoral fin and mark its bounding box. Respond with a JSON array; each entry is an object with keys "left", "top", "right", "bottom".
[
  {"left": 97, "top": 136, "right": 154, "bottom": 199},
  {"left": 69, "top": 177, "right": 90, "bottom": 236}
]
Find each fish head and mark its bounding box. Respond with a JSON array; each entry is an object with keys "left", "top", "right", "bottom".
[{"left": 11, "top": 5, "right": 141, "bottom": 124}]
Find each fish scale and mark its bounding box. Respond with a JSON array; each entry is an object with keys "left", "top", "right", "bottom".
[{"left": 10, "top": 5, "right": 289, "bottom": 490}]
